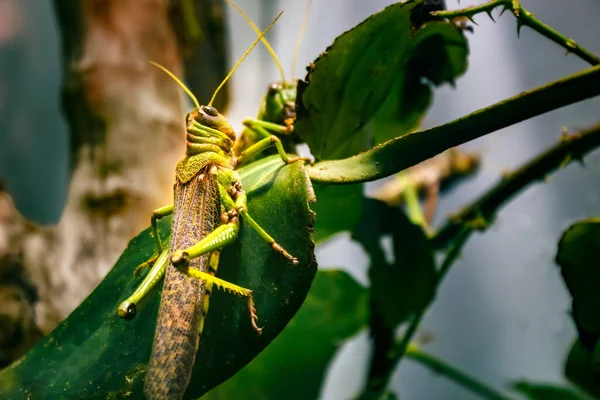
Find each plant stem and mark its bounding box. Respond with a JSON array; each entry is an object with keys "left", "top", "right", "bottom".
[
  {"left": 434, "top": 0, "right": 600, "bottom": 66},
  {"left": 433, "top": 122, "right": 600, "bottom": 249},
  {"left": 405, "top": 346, "right": 515, "bottom": 400},
  {"left": 358, "top": 227, "right": 473, "bottom": 399},
  {"left": 306, "top": 65, "right": 600, "bottom": 184}
]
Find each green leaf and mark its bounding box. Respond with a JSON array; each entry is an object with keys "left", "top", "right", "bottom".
[
  {"left": 295, "top": 0, "right": 468, "bottom": 161},
  {"left": 312, "top": 183, "right": 364, "bottom": 243},
  {"left": 370, "top": 22, "right": 468, "bottom": 145},
  {"left": 353, "top": 199, "right": 436, "bottom": 328},
  {"left": 0, "top": 155, "right": 317, "bottom": 399},
  {"left": 204, "top": 269, "right": 368, "bottom": 399},
  {"left": 556, "top": 219, "right": 600, "bottom": 342},
  {"left": 565, "top": 339, "right": 600, "bottom": 399},
  {"left": 513, "top": 381, "right": 593, "bottom": 400}
]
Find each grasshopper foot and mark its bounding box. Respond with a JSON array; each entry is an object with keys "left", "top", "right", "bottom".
[
  {"left": 247, "top": 295, "right": 263, "bottom": 335},
  {"left": 285, "top": 156, "right": 313, "bottom": 165},
  {"left": 272, "top": 242, "right": 299, "bottom": 266}
]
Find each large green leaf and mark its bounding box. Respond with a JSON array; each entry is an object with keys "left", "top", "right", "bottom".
[
  {"left": 204, "top": 269, "right": 369, "bottom": 399},
  {"left": 0, "top": 155, "right": 316, "bottom": 399},
  {"left": 513, "top": 381, "right": 592, "bottom": 400},
  {"left": 295, "top": 0, "right": 468, "bottom": 161}
]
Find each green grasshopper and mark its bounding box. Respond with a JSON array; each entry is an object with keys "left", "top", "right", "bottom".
[
  {"left": 116, "top": 11, "right": 305, "bottom": 400},
  {"left": 117, "top": 2, "right": 310, "bottom": 319},
  {"left": 231, "top": 0, "right": 312, "bottom": 160}
]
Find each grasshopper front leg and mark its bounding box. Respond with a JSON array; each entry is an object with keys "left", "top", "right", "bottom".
[
  {"left": 218, "top": 182, "right": 299, "bottom": 265},
  {"left": 170, "top": 216, "right": 263, "bottom": 334},
  {"left": 237, "top": 118, "right": 310, "bottom": 166},
  {"left": 131, "top": 205, "right": 173, "bottom": 277},
  {"left": 150, "top": 204, "right": 174, "bottom": 253}
]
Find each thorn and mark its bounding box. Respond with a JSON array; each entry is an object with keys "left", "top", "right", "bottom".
[
  {"left": 467, "top": 15, "right": 478, "bottom": 25},
  {"left": 542, "top": 175, "right": 551, "bottom": 184},
  {"left": 516, "top": 20, "right": 524, "bottom": 37},
  {"left": 486, "top": 10, "right": 496, "bottom": 22},
  {"left": 570, "top": 152, "right": 586, "bottom": 167},
  {"left": 499, "top": 5, "right": 510, "bottom": 17}
]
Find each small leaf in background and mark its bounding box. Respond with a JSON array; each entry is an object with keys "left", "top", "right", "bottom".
[
  {"left": 565, "top": 340, "right": 600, "bottom": 399},
  {"left": 0, "top": 156, "right": 316, "bottom": 399},
  {"left": 556, "top": 220, "right": 600, "bottom": 399},
  {"left": 513, "top": 380, "right": 593, "bottom": 400},
  {"left": 203, "top": 269, "right": 369, "bottom": 400},
  {"left": 354, "top": 199, "right": 436, "bottom": 328},
  {"left": 555, "top": 219, "right": 600, "bottom": 346},
  {"left": 312, "top": 183, "right": 364, "bottom": 243},
  {"left": 295, "top": 0, "right": 468, "bottom": 161}
]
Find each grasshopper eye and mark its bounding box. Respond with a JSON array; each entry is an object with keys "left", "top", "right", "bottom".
[
  {"left": 268, "top": 82, "right": 281, "bottom": 95},
  {"left": 201, "top": 105, "right": 219, "bottom": 117}
]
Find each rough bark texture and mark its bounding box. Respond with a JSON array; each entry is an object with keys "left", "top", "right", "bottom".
[{"left": 0, "top": 0, "right": 227, "bottom": 366}]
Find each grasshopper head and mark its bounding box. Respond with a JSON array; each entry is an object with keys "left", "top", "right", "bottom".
[
  {"left": 188, "top": 105, "right": 236, "bottom": 142},
  {"left": 258, "top": 80, "right": 297, "bottom": 125}
]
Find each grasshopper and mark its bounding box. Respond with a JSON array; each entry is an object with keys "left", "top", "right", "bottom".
[
  {"left": 231, "top": 0, "right": 312, "bottom": 160},
  {"left": 117, "top": 11, "right": 305, "bottom": 400},
  {"left": 117, "top": 2, "right": 311, "bottom": 318}
]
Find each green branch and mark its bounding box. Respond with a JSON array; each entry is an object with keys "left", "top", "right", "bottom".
[
  {"left": 433, "top": 122, "right": 600, "bottom": 249},
  {"left": 433, "top": 0, "right": 600, "bottom": 66},
  {"left": 306, "top": 65, "right": 600, "bottom": 184},
  {"left": 405, "top": 346, "right": 515, "bottom": 400}
]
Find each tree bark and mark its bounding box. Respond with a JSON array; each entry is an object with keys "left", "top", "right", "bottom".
[{"left": 0, "top": 0, "right": 227, "bottom": 366}]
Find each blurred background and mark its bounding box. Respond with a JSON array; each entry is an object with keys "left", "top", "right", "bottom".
[{"left": 1, "top": 0, "right": 599, "bottom": 398}]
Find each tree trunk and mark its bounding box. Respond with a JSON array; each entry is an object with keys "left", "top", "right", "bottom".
[{"left": 0, "top": 0, "right": 227, "bottom": 366}]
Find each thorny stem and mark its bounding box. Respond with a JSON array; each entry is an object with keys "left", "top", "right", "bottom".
[
  {"left": 306, "top": 65, "right": 600, "bottom": 184},
  {"left": 405, "top": 346, "right": 515, "bottom": 400},
  {"left": 433, "top": 122, "right": 600, "bottom": 249},
  {"left": 433, "top": 0, "right": 600, "bottom": 66},
  {"left": 359, "top": 227, "right": 473, "bottom": 399}
]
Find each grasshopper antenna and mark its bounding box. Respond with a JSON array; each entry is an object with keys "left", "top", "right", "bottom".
[
  {"left": 225, "top": 0, "right": 286, "bottom": 85},
  {"left": 291, "top": 0, "right": 312, "bottom": 79},
  {"left": 209, "top": 10, "right": 284, "bottom": 107},
  {"left": 149, "top": 61, "right": 200, "bottom": 109}
]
